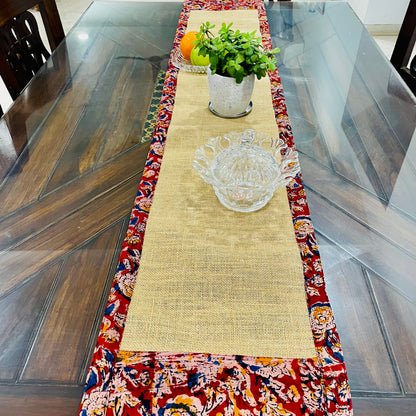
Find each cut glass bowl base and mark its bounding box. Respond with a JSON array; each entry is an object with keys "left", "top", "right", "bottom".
[{"left": 193, "top": 129, "right": 301, "bottom": 212}]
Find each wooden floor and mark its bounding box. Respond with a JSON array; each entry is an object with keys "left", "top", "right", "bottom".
[{"left": 0, "top": 2, "right": 415, "bottom": 415}]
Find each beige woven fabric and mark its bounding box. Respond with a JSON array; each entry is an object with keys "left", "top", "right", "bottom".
[{"left": 120, "top": 10, "right": 316, "bottom": 358}]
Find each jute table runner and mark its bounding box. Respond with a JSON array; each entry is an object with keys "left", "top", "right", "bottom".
[
  {"left": 120, "top": 10, "right": 315, "bottom": 358},
  {"left": 80, "top": 2, "right": 353, "bottom": 415}
]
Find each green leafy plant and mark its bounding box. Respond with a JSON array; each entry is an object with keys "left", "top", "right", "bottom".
[{"left": 194, "top": 22, "right": 279, "bottom": 83}]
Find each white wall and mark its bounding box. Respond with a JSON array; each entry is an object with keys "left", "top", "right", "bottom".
[
  {"left": 346, "top": 0, "right": 369, "bottom": 23},
  {"left": 347, "top": 0, "right": 410, "bottom": 25}
]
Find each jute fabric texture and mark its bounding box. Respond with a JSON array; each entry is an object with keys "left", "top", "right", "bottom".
[{"left": 120, "top": 10, "right": 316, "bottom": 358}]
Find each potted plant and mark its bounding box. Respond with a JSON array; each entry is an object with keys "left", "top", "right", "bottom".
[{"left": 194, "top": 22, "right": 279, "bottom": 118}]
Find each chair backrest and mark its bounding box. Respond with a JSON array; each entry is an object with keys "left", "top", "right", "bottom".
[
  {"left": 0, "top": 0, "right": 65, "bottom": 100},
  {"left": 390, "top": 0, "right": 416, "bottom": 94}
]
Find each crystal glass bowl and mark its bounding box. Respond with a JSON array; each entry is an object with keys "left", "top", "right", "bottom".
[
  {"left": 193, "top": 129, "right": 301, "bottom": 212},
  {"left": 171, "top": 48, "right": 208, "bottom": 73}
]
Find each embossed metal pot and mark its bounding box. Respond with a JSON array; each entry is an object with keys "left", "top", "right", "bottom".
[{"left": 207, "top": 67, "right": 255, "bottom": 118}]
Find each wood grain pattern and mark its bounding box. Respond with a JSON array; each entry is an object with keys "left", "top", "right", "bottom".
[
  {"left": 21, "top": 222, "right": 124, "bottom": 383},
  {"left": 0, "top": 145, "right": 149, "bottom": 251},
  {"left": 352, "top": 397, "right": 416, "bottom": 416},
  {"left": 0, "top": 2, "right": 414, "bottom": 414},
  {"left": 267, "top": 2, "right": 416, "bottom": 412},
  {"left": 370, "top": 271, "right": 416, "bottom": 393},
  {"left": 0, "top": 1, "right": 181, "bottom": 412},
  {"left": 0, "top": 36, "right": 119, "bottom": 214},
  {"left": 0, "top": 385, "right": 83, "bottom": 416},
  {"left": 305, "top": 189, "right": 416, "bottom": 299},
  {"left": 298, "top": 156, "right": 416, "bottom": 254},
  {"left": 0, "top": 263, "right": 60, "bottom": 381},
  {"left": 0, "top": 173, "right": 142, "bottom": 297},
  {"left": 321, "top": 245, "right": 400, "bottom": 393}
]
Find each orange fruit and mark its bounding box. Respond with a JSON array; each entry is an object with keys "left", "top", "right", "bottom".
[{"left": 180, "top": 31, "right": 198, "bottom": 60}]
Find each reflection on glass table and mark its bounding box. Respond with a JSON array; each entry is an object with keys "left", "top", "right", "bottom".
[{"left": 267, "top": 2, "right": 416, "bottom": 410}]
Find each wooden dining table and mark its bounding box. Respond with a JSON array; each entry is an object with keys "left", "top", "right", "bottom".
[{"left": 0, "top": 2, "right": 414, "bottom": 415}]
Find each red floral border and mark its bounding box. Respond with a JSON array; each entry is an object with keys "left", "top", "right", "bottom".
[{"left": 79, "top": 1, "right": 353, "bottom": 415}]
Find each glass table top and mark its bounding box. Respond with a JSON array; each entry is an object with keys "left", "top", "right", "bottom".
[
  {"left": 270, "top": 2, "right": 416, "bottom": 401},
  {"left": 0, "top": 2, "right": 415, "bottom": 412},
  {"left": 266, "top": 1, "right": 416, "bottom": 296}
]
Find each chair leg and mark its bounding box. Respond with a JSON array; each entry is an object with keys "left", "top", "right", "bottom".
[{"left": 390, "top": 0, "right": 416, "bottom": 93}]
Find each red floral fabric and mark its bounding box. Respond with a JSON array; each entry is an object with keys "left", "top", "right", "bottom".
[{"left": 79, "top": 1, "right": 353, "bottom": 415}]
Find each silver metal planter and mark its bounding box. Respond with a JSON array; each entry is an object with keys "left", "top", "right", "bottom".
[{"left": 207, "top": 68, "right": 255, "bottom": 118}]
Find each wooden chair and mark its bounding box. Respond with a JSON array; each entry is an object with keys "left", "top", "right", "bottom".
[
  {"left": 0, "top": 0, "right": 65, "bottom": 100},
  {"left": 390, "top": 0, "right": 416, "bottom": 94}
]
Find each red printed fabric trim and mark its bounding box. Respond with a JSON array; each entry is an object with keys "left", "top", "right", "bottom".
[{"left": 79, "top": 1, "right": 353, "bottom": 415}]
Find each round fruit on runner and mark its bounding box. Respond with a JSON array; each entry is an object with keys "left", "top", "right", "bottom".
[
  {"left": 190, "top": 46, "right": 210, "bottom": 66},
  {"left": 179, "top": 31, "right": 198, "bottom": 60}
]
